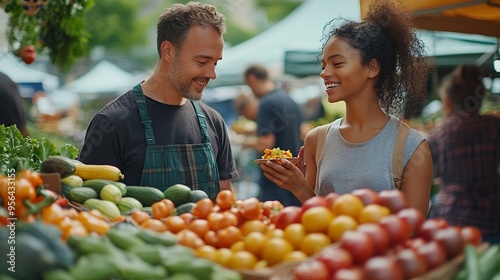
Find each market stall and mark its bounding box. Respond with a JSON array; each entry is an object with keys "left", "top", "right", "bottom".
[{"left": 1, "top": 124, "right": 498, "bottom": 280}]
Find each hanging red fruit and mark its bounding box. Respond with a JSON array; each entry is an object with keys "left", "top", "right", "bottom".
[{"left": 19, "top": 45, "right": 37, "bottom": 64}]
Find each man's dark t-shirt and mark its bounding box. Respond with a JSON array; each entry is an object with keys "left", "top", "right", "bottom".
[{"left": 79, "top": 91, "right": 239, "bottom": 186}]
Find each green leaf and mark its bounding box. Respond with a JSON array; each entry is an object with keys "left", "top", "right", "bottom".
[{"left": 58, "top": 144, "right": 79, "bottom": 160}]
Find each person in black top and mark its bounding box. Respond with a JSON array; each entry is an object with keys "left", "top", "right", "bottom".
[
  {"left": 0, "top": 72, "right": 28, "bottom": 137},
  {"left": 242, "top": 64, "right": 303, "bottom": 206}
]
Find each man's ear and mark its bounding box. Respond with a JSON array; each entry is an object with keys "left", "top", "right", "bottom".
[
  {"left": 367, "top": 58, "right": 380, "bottom": 78},
  {"left": 160, "top": 41, "right": 175, "bottom": 62}
]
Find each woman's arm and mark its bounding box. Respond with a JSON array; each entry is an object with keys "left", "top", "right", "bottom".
[{"left": 400, "top": 140, "right": 433, "bottom": 217}]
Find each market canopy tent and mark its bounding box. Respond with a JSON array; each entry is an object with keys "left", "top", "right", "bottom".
[
  {"left": 0, "top": 53, "right": 60, "bottom": 97},
  {"left": 360, "top": 0, "right": 500, "bottom": 38},
  {"left": 209, "top": 0, "right": 357, "bottom": 88},
  {"left": 65, "top": 60, "right": 139, "bottom": 100}
]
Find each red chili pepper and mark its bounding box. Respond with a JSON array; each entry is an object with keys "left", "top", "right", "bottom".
[{"left": 55, "top": 196, "right": 68, "bottom": 207}]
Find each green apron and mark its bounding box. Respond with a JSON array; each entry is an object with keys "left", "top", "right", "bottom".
[{"left": 132, "top": 84, "right": 220, "bottom": 198}]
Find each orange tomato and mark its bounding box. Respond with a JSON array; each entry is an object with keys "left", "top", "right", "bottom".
[
  {"left": 177, "top": 229, "right": 204, "bottom": 249},
  {"left": 216, "top": 190, "right": 236, "bottom": 211},
  {"left": 203, "top": 230, "right": 219, "bottom": 248},
  {"left": 219, "top": 211, "right": 239, "bottom": 229},
  {"left": 179, "top": 212, "right": 195, "bottom": 225},
  {"left": 239, "top": 197, "right": 262, "bottom": 220},
  {"left": 216, "top": 225, "right": 243, "bottom": 248},
  {"left": 192, "top": 198, "right": 214, "bottom": 219},
  {"left": 332, "top": 194, "right": 364, "bottom": 220},
  {"left": 151, "top": 200, "right": 172, "bottom": 219},
  {"left": 188, "top": 219, "right": 211, "bottom": 238},
  {"left": 207, "top": 212, "right": 224, "bottom": 231},
  {"left": 301, "top": 206, "right": 334, "bottom": 233},
  {"left": 239, "top": 219, "right": 268, "bottom": 236},
  {"left": 328, "top": 215, "right": 359, "bottom": 242},
  {"left": 164, "top": 216, "right": 186, "bottom": 233},
  {"left": 131, "top": 210, "right": 150, "bottom": 225},
  {"left": 141, "top": 218, "right": 167, "bottom": 232}
]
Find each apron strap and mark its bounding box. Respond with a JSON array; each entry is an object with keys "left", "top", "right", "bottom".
[
  {"left": 132, "top": 84, "right": 156, "bottom": 146},
  {"left": 191, "top": 100, "right": 210, "bottom": 144}
]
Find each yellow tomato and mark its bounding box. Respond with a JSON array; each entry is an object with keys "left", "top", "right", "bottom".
[
  {"left": 243, "top": 232, "right": 268, "bottom": 257},
  {"left": 328, "top": 215, "right": 358, "bottom": 242},
  {"left": 261, "top": 237, "right": 294, "bottom": 266},
  {"left": 358, "top": 204, "right": 391, "bottom": 224},
  {"left": 300, "top": 233, "right": 331, "bottom": 256},
  {"left": 332, "top": 194, "right": 364, "bottom": 220},
  {"left": 227, "top": 251, "right": 258, "bottom": 270},
  {"left": 195, "top": 245, "right": 218, "bottom": 262},
  {"left": 283, "top": 223, "right": 307, "bottom": 250},
  {"left": 301, "top": 206, "right": 334, "bottom": 233},
  {"left": 283, "top": 250, "right": 308, "bottom": 263},
  {"left": 215, "top": 248, "right": 233, "bottom": 267}
]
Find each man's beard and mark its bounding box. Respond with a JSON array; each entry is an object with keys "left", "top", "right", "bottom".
[{"left": 169, "top": 55, "right": 203, "bottom": 101}]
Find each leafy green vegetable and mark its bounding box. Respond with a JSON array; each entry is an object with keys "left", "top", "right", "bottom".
[{"left": 0, "top": 125, "right": 79, "bottom": 175}]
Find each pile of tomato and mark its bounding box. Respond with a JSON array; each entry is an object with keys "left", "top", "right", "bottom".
[{"left": 292, "top": 189, "right": 483, "bottom": 280}]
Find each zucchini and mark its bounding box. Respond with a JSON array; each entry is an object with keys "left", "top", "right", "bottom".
[
  {"left": 124, "top": 186, "right": 165, "bottom": 207},
  {"left": 106, "top": 228, "right": 145, "bottom": 251},
  {"left": 83, "top": 199, "right": 121, "bottom": 220},
  {"left": 82, "top": 179, "right": 126, "bottom": 195},
  {"left": 100, "top": 184, "right": 122, "bottom": 204},
  {"left": 74, "top": 163, "right": 124, "bottom": 181},
  {"left": 117, "top": 197, "right": 143, "bottom": 215},
  {"left": 174, "top": 202, "right": 196, "bottom": 216},
  {"left": 40, "top": 156, "right": 76, "bottom": 178},
  {"left": 60, "top": 183, "right": 76, "bottom": 199},
  {"left": 69, "top": 187, "right": 98, "bottom": 204}
]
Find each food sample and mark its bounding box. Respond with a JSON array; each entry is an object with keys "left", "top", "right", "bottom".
[{"left": 261, "top": 147, "right": 293, "bottom": 159}]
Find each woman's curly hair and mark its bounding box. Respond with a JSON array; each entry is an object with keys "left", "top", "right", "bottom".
[{"left": 321, "top": 0, "right": 434, "bottom": 117}]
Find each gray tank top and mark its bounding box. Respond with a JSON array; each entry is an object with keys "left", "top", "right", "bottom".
[{"left": 316, "top": 116, "right": 424, "bottom": 196}]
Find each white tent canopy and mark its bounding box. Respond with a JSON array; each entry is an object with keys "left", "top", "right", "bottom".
[
  {"left": 65, "top": 60, "right": 139, "bottom": 99},
  {"left": 0, "top": 53, "right": 60, "bottom": 96},
  {"left": 210, "top": 0, "right": 348, "bottom": 88}
]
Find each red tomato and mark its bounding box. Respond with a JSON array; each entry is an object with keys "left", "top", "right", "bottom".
[
  {"left": 460, "top": 226, "right": 482, "bottom": 246},
  {"left": 416, "top": 241, "right": 447, "bottom": 270},
  {"left": 262, "top": 200, "right": 284, "bottom": 218},
  {"left": 273, "top": 206, "right": 302, "bottom": 230},
  {"left": 352, "top": 188, "right": 381, "bottom": 206},
  {"left": 418, "top": 218, "right": 449, "bottom": 241},
  {"left": 316, "top": 246, "right": 353, "bottom": 275},
  {"left": 433, "top": 226, "right": 465, "bottom": 259},
  {"left": 363, "top": 256, "right": 404, "bottom": 280},
  {"left": 378, "top": 190, "right": 409, "bottom": 213},
  {"left": 356, "top": 223, "right": 390, "bottom": 256},
  {"left": 339, "top": 230, "right": 375, "bottom": 265},
  {"left": 301, "top": 196, "right": 329, "bottom": 213},
  {"left": 404, "top": 237, "right": 426, "bottom": 250},
  {"left": 294, "top": 259, "right": 329, "bottom": 280},
  {"left": 379, "top": 215, "right": 411, "bottom": 246},
  {"left": 396, "top": 248, "right": 428, "bottom": 279},
  {"left": 333, "top": 267, "right": 365, "bottom": 280},
  {"left": 324, "top": 192, "right": 340, "bottom": 208},
  {"left": 397, "top": 208, "right": 424, "bottom": 237}
]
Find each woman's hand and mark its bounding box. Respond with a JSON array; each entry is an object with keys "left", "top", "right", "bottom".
[{"left": 259, "top": 157, "right": 314, "bottom": 202}]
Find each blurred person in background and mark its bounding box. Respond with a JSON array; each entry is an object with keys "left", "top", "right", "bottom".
[
  {"left": 428, "top": 64, "right": 500, "bottom": 244},
  {"left": 0, "top": 72, "right": 28, "bottom": 137},
  {"left": 79, "top": 2, "right": 238, "bottom": 198},
  {"left": 241, "top": 64, "right": 303, "bottom": 206}
]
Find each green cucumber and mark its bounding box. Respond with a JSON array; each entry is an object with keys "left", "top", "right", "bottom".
[
  {"left": 134, "top": 228, "right": 177, "bottom": 246},
  {"left": 83, "top": 199, "right": 121, "bottom": 220},
  {"left": 69, "top": 187, "right": 98, "bottom": 204},
  {"left": 189, "top": 190, "right": 209, "bottom": 203},
  {"left": 117, "top": 197, "right": 143, "bottom": 214},
  {"left": 40, "top": 156, "right": 76, "bottom": 178},
  {"left": 124, "top": 186, "right": 165, "bottom": 207},
  {"left": 174, "top": 202, "right": 196, "bottom": 216},
  {"left": 61, "top": 175, "right": 83, "bottom": 187},
  {"left": 163, "top": 184, "right": 192, "bottom": 207},
  {"left": 82, "top": 179, "right": 127, "bottom": 196},
  {"left": 106, "top": 228, "right": 145, "bottom": 251}
]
